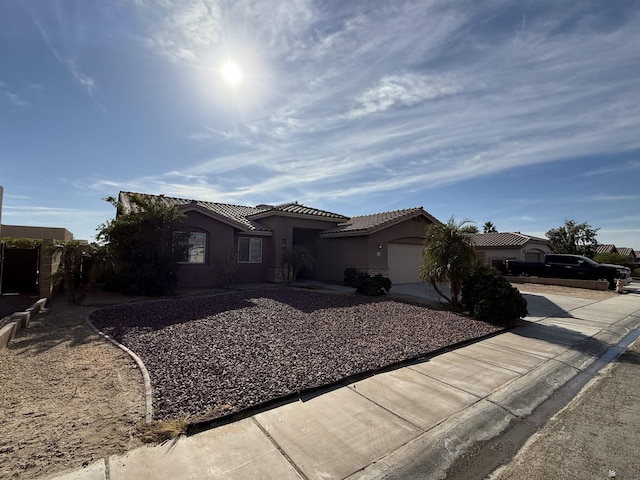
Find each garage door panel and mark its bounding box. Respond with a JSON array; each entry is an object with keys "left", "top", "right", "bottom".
[{"left": 388, "top": 244, "right": 423, "bottom": 284}]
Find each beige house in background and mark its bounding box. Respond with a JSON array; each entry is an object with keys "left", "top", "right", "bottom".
[
  {"left": 117, "top": 191, "right": 440, "bottom": 287},
  {"left": 0, "top": 224, "right": 74, "bottom": 297},
  {"left": 470, "top": 232, "right": 552, "bottom": 270}
]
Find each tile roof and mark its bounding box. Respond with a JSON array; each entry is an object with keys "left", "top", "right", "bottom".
[
  {"left": 118, "top": 192, "right": 271, "bottom": 231},
  {"left": 617, "top": 247, "right": 636, "bottom": 258},
  {"left": 321, "top": 207, "right": 433, "bottom": 237},
  {"left": 595, "top": 244, "right": 617, "bottom": 254},
  {"left": 117, "top": 192, "right": 441, "bottom": 238},
  {"left": 117, "top": 192, "right": 346, "bottom": 232},
  {"left": 470, "top": 232, "right": 549, "bottom": 248},
  {"left": 249, "top": 202, "right": 348, "bottom": 220}
]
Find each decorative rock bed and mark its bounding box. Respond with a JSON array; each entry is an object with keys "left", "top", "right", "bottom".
[{"left": 89, "top": 289, "right": 501, "bottom": 421}]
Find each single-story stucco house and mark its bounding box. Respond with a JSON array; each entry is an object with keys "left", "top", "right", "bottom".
[
  {"left": 117, "top": 191, "right": 440, "bottom": 288},
  {"left": 470, "top": 232, "right": 552, "bottom": 270},
  {"left": 0, "top": 225, "right": 74, "bottom": 296}
]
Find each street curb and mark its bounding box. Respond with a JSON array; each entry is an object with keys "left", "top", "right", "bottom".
[{"left": 347, "top": 400, "right": 516, "bottom": 480}]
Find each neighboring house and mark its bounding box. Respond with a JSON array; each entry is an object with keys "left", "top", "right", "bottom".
[
  {"left": 0, "top": 224, "right": 74, "bottom": 297},
  {"left": 595, "top": 245, "right": 637, "bottom": 265},
  {"left": 470, "top": 232, "right": 552, "bottom": 270},
  {"left": 616, "top": 247, "right": 637, "bottom": 264},
  {"left": 595, "top": 244, "right": 617, "bottom": 255},
  {"left": 117, "top": 192, "right": 440, "bottom": 287}
]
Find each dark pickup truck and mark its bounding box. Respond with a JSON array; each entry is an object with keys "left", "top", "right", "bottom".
[{"left": 505, "top": 254, "right": 631, "bottom": 289}]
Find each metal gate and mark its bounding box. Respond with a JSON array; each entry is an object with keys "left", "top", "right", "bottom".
[{"left": 0, "top": 243, "right": 40, "bottom": 294}]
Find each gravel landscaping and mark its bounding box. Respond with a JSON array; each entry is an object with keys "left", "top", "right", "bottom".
[{"left": 89, "top": 289, "right": 502, "bottom": 422}]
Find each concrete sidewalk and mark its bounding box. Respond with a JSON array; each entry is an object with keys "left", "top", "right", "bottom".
[{"left": 46, "top": 290, "right": 640, "bottom": 480}]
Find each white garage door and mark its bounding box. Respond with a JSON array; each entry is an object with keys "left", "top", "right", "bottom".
[{"left": 388, "top": 243, "right": 423, "bottom": 284}]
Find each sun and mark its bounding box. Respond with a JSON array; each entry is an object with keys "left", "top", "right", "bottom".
[{"left": 222, "top": 61, "right": 242, "bottom": 86}]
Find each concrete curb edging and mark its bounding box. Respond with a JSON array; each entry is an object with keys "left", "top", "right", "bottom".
[
  {"left": 0, "top": 322, "right": 18, "bottom": 348},
  {"left": 347, "top": 400, "right": 516, "bottom": 480},
  {"left": 85, "top": 313, "right": 154, "bottom": 424},
  {"left": 0, "top": 298, "right": 48, "bottom": 350}
]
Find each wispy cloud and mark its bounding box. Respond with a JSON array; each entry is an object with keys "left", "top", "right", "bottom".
[
  {"left": 581, "top": 161, "right": 640, "bottom": 177},
  {"left": 4, "top": 91, "right": 29, "bottom": 107},
  {"left": 345, "top": 74, "right": 464, "bottom": 119},
  {"left": 26, "top": 4, "right": 98, "bottom": 97},
  {"left": 68, "top": 1, "right": 640, "bottom": 226},
  {"left": 136, "top": 0, "right": 222, "bottom": 61},
  {"left": 0, "top": 81, "right": 31, "bottom": 107}
]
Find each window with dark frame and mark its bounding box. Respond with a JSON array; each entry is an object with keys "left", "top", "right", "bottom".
[
  {"left": 238, "top": 237, "right": 262, "bottom": 263},
  {"left": 173, "top": 231, "right": 206, "bottom": 264}
]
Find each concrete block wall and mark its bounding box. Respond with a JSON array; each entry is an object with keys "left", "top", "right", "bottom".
[{"left": 0, "top": 298, "right": 47, "bottom": 350}]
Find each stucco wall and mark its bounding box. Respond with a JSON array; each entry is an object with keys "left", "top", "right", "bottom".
[
  {"left": 316, "top": 236, "right": 369, "bottom": 282},
  {"left": 174, "top": 211, "right": 251, "bottom": 287},
  {"left": 317, "top": 215, "right": 434, "bottom": 283},
  {"left": 1, "top": 225, "right": 73, "bottom": 241},
  {"left": 258, "top": 215, "right": 343, "bottom": 282}
]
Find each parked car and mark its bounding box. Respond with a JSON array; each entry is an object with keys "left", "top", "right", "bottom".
[{"left": 505, "top": 254, "right": 631, "bottom": 289}]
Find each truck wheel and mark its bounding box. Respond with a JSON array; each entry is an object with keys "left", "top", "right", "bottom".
[{"left": 606, "top": 277, "right": 616, "bottom": 290}]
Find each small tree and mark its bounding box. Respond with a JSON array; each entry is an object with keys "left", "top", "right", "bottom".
[
  {"left": 483, "top": 221, "right": 497, "bottom": 233},
  {"left": 280, "top": 245, "right": 313, "bottom": 285},
  {"left": 420, "top": 217, "right": 478, "bottom": 308},
  {"left": 45, "top": 240, "right": 94, "bottom": 304},
  {"left": 546, "top": 220, "right": 599, "bottom": 258},
  {"left": 213, "top": 248, "right": 238, "bottom": 288},
  {"left": 96, "top": 194, "right": 186, "bottom": 295}
]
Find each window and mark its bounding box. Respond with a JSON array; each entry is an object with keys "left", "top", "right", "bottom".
[
  {"left": 238, "top": 237, "right": 262, "bottom": 263},
  {"left": 173, "top": 231, "right": 206, "bottom": 264}
]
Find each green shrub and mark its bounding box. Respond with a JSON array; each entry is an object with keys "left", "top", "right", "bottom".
[
  {"left": 462, "top": 266, "right": 527, "bottom": 326},
  {"left": 344, "top": 269, "right": 392, "bottom": 296}
]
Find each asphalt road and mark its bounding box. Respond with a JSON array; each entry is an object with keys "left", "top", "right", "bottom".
[{"left": 488, "top": 335, "right": 640, "bottom": 480}]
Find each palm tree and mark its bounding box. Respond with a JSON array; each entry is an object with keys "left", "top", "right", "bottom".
[
  {"left": 420, "top": 217, "right": 478, "bottom": 308},
  {"left": 483, "top": 221, "right": 497, "bottom": 233}
]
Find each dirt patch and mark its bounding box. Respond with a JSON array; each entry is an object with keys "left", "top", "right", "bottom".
[
  {"left": 0, "top": 299, "right": 145, "bottom": 480},
  {"left": 511, "top": 282, "right": 617, "bottom": 301}
]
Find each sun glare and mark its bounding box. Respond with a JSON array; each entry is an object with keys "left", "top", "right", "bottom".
[{"left": 222, "top": 61, "right": 242, "bottom": 86}]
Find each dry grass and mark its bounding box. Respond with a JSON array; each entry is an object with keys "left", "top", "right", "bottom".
[{"left": 135, "top": 418, "right": 189, "bottom": 444}]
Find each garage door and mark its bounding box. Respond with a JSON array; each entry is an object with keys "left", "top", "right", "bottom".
[{"left": 388, "top": 243, "right": 423, "bottom": 284}]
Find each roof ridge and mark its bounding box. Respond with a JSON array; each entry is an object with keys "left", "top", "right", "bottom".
[
  {"left": 348, "top": 206, "right": 423, "bottom": 219},
  {"left": 120, "top": 191, "right": 265, "bottom": 210}
]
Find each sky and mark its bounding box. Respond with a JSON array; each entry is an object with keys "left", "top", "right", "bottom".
[{"left": 1, "top": 0, "right": 639, "bottom": 250}]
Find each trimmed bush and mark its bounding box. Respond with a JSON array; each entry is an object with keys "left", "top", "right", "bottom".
[
  {"left": 344, "top": 269, "right": 392, "bottom": 296},
  {"left": 462, "top": 266, "right": 527, "bottom": 326}
]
